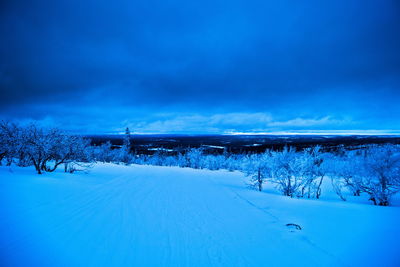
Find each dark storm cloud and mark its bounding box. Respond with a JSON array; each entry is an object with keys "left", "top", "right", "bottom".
[{"left": 0, "top": 0, "right": 399, "bottom": 133}]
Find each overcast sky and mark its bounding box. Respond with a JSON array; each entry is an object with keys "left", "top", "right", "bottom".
[{"left": 1, "top": 0, "right": 399, "bottom": 134}]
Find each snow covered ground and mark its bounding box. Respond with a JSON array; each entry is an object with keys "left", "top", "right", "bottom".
[{"left": 0, "top": 163, "right": 399, "bottom": 266}]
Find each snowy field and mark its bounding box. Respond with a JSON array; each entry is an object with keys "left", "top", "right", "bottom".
[{"left": 1, "top": 163, "right": 399, "bottom": 266}]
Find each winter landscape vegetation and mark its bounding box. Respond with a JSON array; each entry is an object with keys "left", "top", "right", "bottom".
[
  {"left": 2, "top": 0, "right": 400, "bottom": 266},
  {"left": 1, "top": 121, "right": 400, "bottom": 266}
]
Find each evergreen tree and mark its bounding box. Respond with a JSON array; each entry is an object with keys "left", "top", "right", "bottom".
[
  {"left": 123, "top": 127, "right": 131, "bottom": 151},
  {"left": 120, "top": 127, "right": 132, "bottom": 164}
]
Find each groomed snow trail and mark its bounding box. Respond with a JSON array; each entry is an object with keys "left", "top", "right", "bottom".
[{"left": 0, "top": 164, "right": 399, "bottom": 266}]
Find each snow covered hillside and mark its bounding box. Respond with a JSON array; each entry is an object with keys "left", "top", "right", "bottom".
[{"left": 1, "top": 164, "right": 399, "bottom": 266}]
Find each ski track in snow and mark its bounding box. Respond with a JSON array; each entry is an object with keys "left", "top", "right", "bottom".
[{"left": 0, "top": 164, "right": 399, "bottom": 266}]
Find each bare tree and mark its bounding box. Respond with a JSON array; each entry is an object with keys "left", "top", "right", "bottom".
[
  {"left": 21, "top": 124, "right": 90, "bottom": 174},
  {"left": 0, "top": 121, "right": 22, "bottom": 166}
]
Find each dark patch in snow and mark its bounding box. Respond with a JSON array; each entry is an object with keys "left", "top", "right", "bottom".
[{"left": 286, "top": 223, "right": 302, "bottom": 231}]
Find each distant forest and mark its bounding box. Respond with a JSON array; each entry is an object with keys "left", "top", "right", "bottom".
[{"left": 88, "top": 133, "right": 400, "bottom": 155}]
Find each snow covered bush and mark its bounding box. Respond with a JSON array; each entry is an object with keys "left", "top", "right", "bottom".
[
  {"left": 269, "top": 147, "right": 304, "bottom": 197},
  {"left": 298, "top": 146, "right": 327, "bottom": 199},
  {"left": 225, "top": 154, "right": 246, "bottom": 171},
  {"left": 330, "top": 145, "right": 400, "bottom": 205},
  {"left": 245, "top": 152, "right": 272, "bottom": 191},
  {"left": 185, "top": 148, "right": 204, "bottom": 169},
  {"left": 330, "top": 150, "right": 363, "bottom": 197},
  {"left": 92, "top": 141, "right": 125, "bottom": 163},
  {"left": 202, "top": 154, "right": 225, "bottom": 170},
  {"left": 357, "top": 145, "right": 400, "bottom": 206},
  {"left": 259, "top": 146, "right": 328, "bottom": 198}
]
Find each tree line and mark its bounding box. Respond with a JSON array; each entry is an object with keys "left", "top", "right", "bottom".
[{"left": 1, "top": 121, "right": 400, "bottom": 206}]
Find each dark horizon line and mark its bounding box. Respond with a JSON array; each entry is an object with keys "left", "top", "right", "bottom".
[{"left": 82, "top": 133, "right": 400, "bottom": 138}]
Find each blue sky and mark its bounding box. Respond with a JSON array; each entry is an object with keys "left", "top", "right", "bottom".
[{"left": 1, "top": 0, "right": 399, "bottom": 134}]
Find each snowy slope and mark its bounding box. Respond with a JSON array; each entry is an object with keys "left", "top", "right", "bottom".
[{"left": 0, "top": 164, "right": 399, "bottom": 266}]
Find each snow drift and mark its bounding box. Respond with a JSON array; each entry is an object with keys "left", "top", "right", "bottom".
[{"left": 0, "top": 163, "right": 399, "bottom": 266}]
